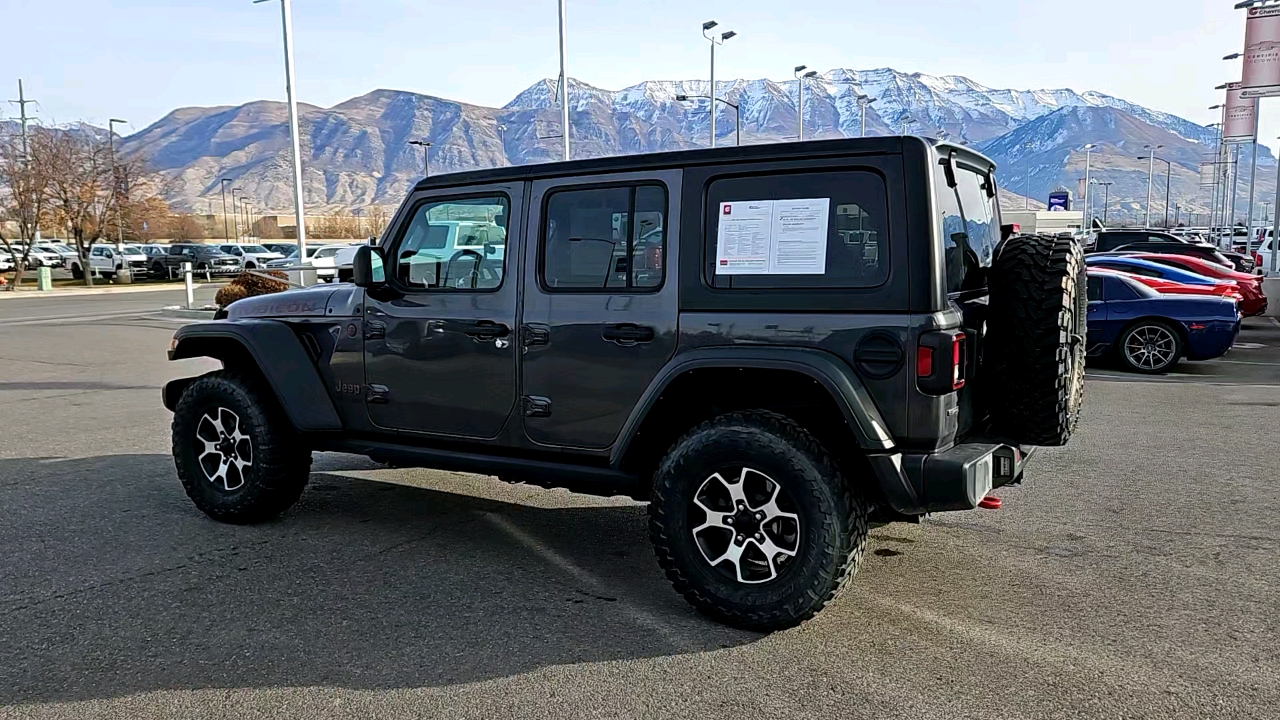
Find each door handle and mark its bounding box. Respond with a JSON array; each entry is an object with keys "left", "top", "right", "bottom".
[
  {"left": 521, "top": 325, "right": 550, "bottom": 347},
  {"left": 463, "top": 320, "right": 510, "bottom": 340},
  {"left": 364, "top": 320, "right": 387, "bottom": 340},
  {"left": 602, "top": 323, "right": 655, "bottom": 345}
]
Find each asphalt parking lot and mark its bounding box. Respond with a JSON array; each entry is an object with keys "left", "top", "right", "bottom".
[{"left": 0, "top": 292, "right": 1277, "bottom": 719}]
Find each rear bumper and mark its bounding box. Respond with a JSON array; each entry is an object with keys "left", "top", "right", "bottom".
[{"left": 868, "top": 442, "right": 1034, "bottom": 515}]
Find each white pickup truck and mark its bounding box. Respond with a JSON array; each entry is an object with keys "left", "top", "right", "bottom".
[{"left": 68, "top": 244, "right": 149, "bottom": 281}]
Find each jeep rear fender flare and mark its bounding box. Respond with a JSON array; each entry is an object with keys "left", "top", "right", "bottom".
[
  {"left": 165, "top": 319, "right": 342, "bottom": 433},
  {"left": 611, "top": 346, "right": 895, "bottom": 467}
]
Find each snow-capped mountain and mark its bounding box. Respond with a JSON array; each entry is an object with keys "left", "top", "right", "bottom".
[{"left": 110, "top": 68, "right": 1237, "bottom": 220}]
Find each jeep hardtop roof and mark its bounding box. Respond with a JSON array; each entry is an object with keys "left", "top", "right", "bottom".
[{"left": 409, "top": 136, "right": 996, "bottom": 193}]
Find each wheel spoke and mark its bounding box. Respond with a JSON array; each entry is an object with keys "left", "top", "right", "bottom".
[
  {"left": 691, "top": 496, "right": 729, "bottom": 534},
  {"left": 707, "top": 539, "right": 749, "bottom": 583}
]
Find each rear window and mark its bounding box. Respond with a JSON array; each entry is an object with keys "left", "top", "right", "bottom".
[
  {"left": 935, "top": 164, "right": 1000, "bottom": 294},
  {"left": 705, "top": 170, "right": 889, "bottom": 289}
]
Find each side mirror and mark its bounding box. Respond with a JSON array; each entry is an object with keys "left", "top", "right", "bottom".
[{"left": 352, "top": 245, "right": 386, "bottom": 287}]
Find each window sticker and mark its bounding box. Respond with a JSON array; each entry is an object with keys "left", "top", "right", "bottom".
[{"left": 715, "top": 198, "right": 830, "bottom": 275}]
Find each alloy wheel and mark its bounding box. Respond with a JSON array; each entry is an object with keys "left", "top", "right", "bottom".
[
  {"left": 690, "top": 467, "right": 801, "bottom": 584},
  {"left": 1124, "top": 325, "right": 1177, "bottom": 371},
  {"left": 195, "top": 407, "right": 253, "bottom": 491}
]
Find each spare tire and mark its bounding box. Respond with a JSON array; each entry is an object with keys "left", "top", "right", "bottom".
[{"left": 985, "top": 234, "right": 1086, "bottom": 446}]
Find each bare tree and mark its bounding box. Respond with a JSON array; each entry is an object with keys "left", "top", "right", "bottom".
[
  {"left": 365, "top": 205, "right": 390, "bottom": 239},
  {"left": 168, "top": 213, "right": 205, "bottom": 240},
  {"left": 0, "top": 130, "right": 52, "bottom": 289},
  {"left": 42, "top": 127, "right": 115, "bottom": 286}
]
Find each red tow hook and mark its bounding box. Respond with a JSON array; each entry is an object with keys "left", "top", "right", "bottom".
[{"left": 978, "top": 495, "right": 1002, "bottom": 510}]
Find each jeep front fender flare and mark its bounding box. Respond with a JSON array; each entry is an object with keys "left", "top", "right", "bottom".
[
  {"left": 611, "top": 346, "right": 895, "bottom": 467},
  {"left": 165, "top": 319, "right": 342, "bottom": 433}
]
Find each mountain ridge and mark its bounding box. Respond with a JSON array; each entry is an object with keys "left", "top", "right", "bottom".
[{"left": 38, "top": 68, "right": 1247, "bottom": 221}]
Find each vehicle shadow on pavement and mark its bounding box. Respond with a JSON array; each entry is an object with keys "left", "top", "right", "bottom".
[{"left": 0, "top": 454, "right": 757, "bottom": 705}]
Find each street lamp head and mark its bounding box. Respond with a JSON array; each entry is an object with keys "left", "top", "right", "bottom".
[
  {"left": 1083, "top": 143, "right": 1096, "bottom": 150},
  {"left": 720, "top": 30, "right": 736, "bottom": 41},
  {"left": 109, "top": 118, "right": 127, "bottom": 125},
  {"left": 803, "top": 70, "right": 818, "bottom": 78},
  {"left": 1224, "top": 52, "right": 1242, "bottom": 60},
  {"left": 408, "top": 140, "right": 432, "bottom": 148},
  {"left": 702, "top": 20, "right": 718, "bottom": 31},
  {"left": 1215, "top": 83, "right": 1229, "bottom": 90},
  {"left": 675, "top": 94, "right": 690, "bottom": 101},
  {"left": 1209, "top": 104, "right": 1224, "bottom": 110},
  {"left": 794, "top": 65, "right": 808, "bottom": 74}
]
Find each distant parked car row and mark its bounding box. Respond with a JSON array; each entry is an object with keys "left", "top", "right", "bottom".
[{"left": 1080, "top": 232, "right": 1264, "bottom": 374}]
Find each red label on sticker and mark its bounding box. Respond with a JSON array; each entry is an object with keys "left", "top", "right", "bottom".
[
  {"left": 720, "top": 259, "right": 728, "bottom": 265},
  {"left": 723, "top": 205, "right": 732, "bottom": 214}
]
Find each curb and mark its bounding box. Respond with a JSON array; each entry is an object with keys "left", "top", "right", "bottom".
[
  {"left": 159, "top": 306, "right": 218, "bottom": 321},
  {"left": 0, "top": 283, "right": 208, "bottom": 300}
]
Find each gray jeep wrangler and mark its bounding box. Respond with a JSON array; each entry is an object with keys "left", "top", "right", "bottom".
[{"left": 165, "top": 137, "right": 1086, "bottom": 631}]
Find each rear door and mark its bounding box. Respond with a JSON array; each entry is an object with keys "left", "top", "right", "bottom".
[
  {"left": 363, "top": 185, "right": 522, "bottom": 438},
  {"left": 520, "top": 171, "right": 680, "bottom": 449}
]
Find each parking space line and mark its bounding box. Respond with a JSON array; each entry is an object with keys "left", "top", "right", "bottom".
[
  {"left": 483, "top": 512, "right": 697, "bottom": 650},
  {"left": 0, "top": 310, "right": 162, "bottom": 327}
]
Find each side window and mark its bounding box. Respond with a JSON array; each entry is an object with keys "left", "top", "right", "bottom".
[
  {"left": 391, "top": 195, "right": 508, "bottom": 291},
  {"left": 706, "top": 170, "right": 888, "bottom": 289},
  {"left": 542, "top": 184, "right": 666, "bottom": 291},
  {"left": 91, "top": 247, "right": 103, "bottom": 257},
  {"left": 1087, "top": 275, "right": 1102, "bottom": 302},
  {"left": 1104, "top": 275, "right": 1141, "bottom": 301}
]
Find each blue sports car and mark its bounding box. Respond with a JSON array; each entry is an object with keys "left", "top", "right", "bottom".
[
  {"left": 1087, "top": 271, "right": 1240, "bottom": 374},
  {"left": 1085, "top": 255, "right": 1223, "bottom": 286}
]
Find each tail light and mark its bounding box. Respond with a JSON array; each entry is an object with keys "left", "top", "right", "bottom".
[
  {"left": 917, "top": 330, "right": 967, "bottom": 395},
  {"left": 1254, "top": 252, "right": 1263, "bottom": 266}
]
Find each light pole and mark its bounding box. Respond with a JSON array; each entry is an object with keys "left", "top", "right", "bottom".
[
  {"left": 1095, "top": 180, "right": 1113, "bottom": 226},
  {"left": 1142, "top": 144, "right": 1164, "bottom": 228},
  {"left": 1023, "top": 142, "right": 1034, "bottom": 210},
  {"left": 1138, "top": 153, "right": 1172, "bottom": 227},
  {"left": 900, "top": 114, "right": 915, "bottom": 136},
  {"left": 1206, "top": 118, "right": 1223, "bottom": 235},
  {"left": 231, "top": 188, "right": 243, "bottom": 239},
  {"left": 254, "top": 0, "right": 309, "bottom": 271},
  {"left": 557, "top": 0, "right": 569, "bottom": 161},
  {"left": 408, "top": 140, "right": 432, "bottom": 177},
  {"left": 793, "top": 66, "right": 817, "bottom": 141},
  {"left": 677, "top": 94, "right": 740, "bottom": 145},
  {"left": 1082, "top": 144, "right": 1095, "bottom": 230},
  {"left": 1272, "top": 134, "right": 1280, "bottom": 273},
  {"left": 108, "top": 118, "right": 127, "bottom": 248},
  {"left": 1264, "top": 200, "right": 1272, "bottom": 226},
  {"left": 702, "top": 21, "right": 736, "bottom": 148},
  {"left": 219, "top": 179, "right": 232, "bottom": 240},
  {"left": 857, "top": 95, "right": 877, "bottom": 138}
]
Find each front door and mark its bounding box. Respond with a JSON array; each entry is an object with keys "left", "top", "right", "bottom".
[
  {"left": 520, "top": 171, "right": 681, "bottom": 449},
  {"left": 363, "top": 184, "right": 522, "bottom": 438}
]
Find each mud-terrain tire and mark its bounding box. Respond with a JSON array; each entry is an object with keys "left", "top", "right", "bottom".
[
  {"left": 986, "top": 234, "right": 1086, "bottom": 446},
  {"left": 172, "top": 370, "right": 311, "bottom": 524},
  {"left": 649, "top": 411, "right": 868, "bottom": 631}
]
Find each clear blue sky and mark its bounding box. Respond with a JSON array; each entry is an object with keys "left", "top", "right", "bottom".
[{"left": 3, "top": 0, "right": 1266, "bottom": 147}]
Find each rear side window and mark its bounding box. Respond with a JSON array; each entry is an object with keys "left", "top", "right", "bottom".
[
  {"left": 1103, "top": 274, "right": 1145, "bottom": 300},
  {"left": 542, "top": 184, "right": 666, "bottom": 291},
  {"left": 705, "top": 170, "right": 889, "bottom": 289},
  {"left": 935, "top": 165, "right": 999, "bottom": 294}
]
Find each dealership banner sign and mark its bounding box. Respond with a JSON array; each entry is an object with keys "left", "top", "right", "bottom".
[
  {"left": 1223, "top": 82, "right": 1258, "bottom": 142},
  {"left": 1199, "top": 162, "right": 1218, "bottom": 188},
  {"left": 1241, "top": 5, "right": 1280, "bottom": 97}
]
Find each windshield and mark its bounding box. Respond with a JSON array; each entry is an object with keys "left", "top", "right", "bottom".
[
  {"left": 241, "top": 245, "right": 271, "bottom": 253},
  {"left": 121, "top": 245, "right": 144, "bottom": 254}
]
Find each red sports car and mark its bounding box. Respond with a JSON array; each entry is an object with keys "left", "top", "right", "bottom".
[
  {"left": 1089, "top": 267, "right": 1244, "bottom": 303},
  {"left": 1132, "top": 253, "right": 1267, "bottom": 316}
]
